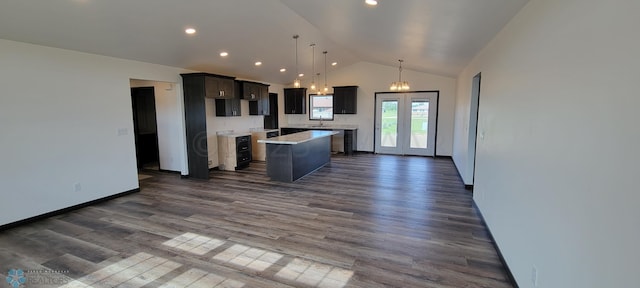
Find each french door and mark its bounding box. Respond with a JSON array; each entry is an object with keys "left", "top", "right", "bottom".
[{"left": 374, "top": 92, "right": 438, "bottom": 156}]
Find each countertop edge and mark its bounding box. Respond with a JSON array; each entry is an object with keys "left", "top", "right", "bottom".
[
  {"left": 281, "top": 125, "right": 358, "bottom": 130},
  {"left": 258, "top": 130, "right": 338, "bottom": 145}
]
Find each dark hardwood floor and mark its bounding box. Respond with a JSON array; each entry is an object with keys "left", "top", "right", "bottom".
[{"left": 0, "top": 154, "right": 512, "bottom": 288}]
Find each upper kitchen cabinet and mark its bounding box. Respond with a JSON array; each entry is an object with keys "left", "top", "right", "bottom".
[
  {"left": 284, "top": 88, "right": 307, "bottom": 114},
  {"left": 240, "top": 81, "right": 270, "bottom": 115},
  {"left": 216, "top": 81, "right": 241, "bottom": 116},
  {"left": 333, "top": 86, "right": 358, "bottom": 114},
  {"left": 205, "top": 74, "right": 235, "bottom": 99},
  {"left": 240, "top": 81, "right": 267, "bottom": 100}
]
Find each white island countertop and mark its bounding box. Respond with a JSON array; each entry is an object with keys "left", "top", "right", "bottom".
[
  {"left": 258, "top": 130, "right": 338, "bottom": 145},
  {"left": 216, "top": 131, "right": 252, "bottom": 138},
  {"left": 282, "top": 124, "right": 358, "bottom": 130},
  {"left": 249, "top": 128, "right": 279, "bottom": 133}
]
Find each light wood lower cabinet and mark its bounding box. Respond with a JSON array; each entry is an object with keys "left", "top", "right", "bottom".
[
  {"left": 251, "top": 130, "right": 279, "bottom": 161},
  {"left": 217, "top": 134, "right": 251, "bottom": 171}
]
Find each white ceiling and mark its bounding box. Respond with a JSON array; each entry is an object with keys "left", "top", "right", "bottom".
[{"left": 0, "top": 0, "right": 528, "bottom": 84}]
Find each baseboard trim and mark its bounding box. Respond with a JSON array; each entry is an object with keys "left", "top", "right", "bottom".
[
  {"left": 158, "top": 169, "right": 181, "bottom": 174},
  {"left": 465, "top": 184, "right": 474, "bottom": 191},
  {"left": 0, "top": 188, "right": 140, "bottom": 232},
  {"left": 472, "top": 200, "right": 519, "bottom": 288},
  {"left": 434, "top": 155, "right": 452, "bottom": 159}
]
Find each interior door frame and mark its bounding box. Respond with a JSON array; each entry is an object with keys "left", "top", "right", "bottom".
[
  {"left": 373, "top": 90, "right": 440, "bottom": 157},
  {"left": 131, "top": 86, "right": 161, "bottom": 170},
  {"left": 470, "top": 73, "right": 481, "bottom": 186}
]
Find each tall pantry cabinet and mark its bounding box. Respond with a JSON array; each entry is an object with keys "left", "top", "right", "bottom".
[{"left": 181, "top": 72, "right": 236, "bottom": 179}]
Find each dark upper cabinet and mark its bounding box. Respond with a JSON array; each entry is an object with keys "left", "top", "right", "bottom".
[
  {"left": 216, "top": 81, "right": 241, "bottom": 116},
  {"left": 240, "top": 81, "right": 260, "bottom": 100},
  {"left": 215, "top": 98, "right": 240, "bottom": 116},
  {"left": 241, "top": 81, "right": 270, "bottom": 115},
  {"left": 205, "top": 75, "right": 235, "bottom": 99},
  {"left": 284, "top": 88, "right": 307, "bottom": 114},
  {"left": 333, "top": 86, "right": 358, "bottom": 114}
]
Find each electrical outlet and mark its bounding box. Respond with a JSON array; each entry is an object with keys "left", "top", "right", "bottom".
[
  {"left": 531, "top": 266, "right": 538, "bottom": 287},
  {"left": 74, "top": 182, "right": 82, "bottom": 192}
]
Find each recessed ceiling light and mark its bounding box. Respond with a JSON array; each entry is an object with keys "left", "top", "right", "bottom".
[
  {"left": 185, "top": 28, "right": 196, "bottom": 34},
  {"left": 365, "top": 0, "right": 378, "bottom": 6},
  {"left": 280, "top": 68, "right": 287, "bottom": 72},
  {"left": 255, "top": 61, "right": 262, "bottom": 66},
  {"left": 332, "top": 62, "right": 338, "bottom": 66},
  {"left": 298, "top": 73, "right": 304, "bottom": 77},
  {"left": 219, "top": 52, "right": 228, "bottom": 57}
]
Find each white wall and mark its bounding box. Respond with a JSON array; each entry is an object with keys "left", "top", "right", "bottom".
[
  {"left": 284, "top": 61, "right": 457, "bottom": 155},
  {"left": 452, "top": 69, "right": 484, "bottom": 185},
  {"left": 0, "top": 39, "right": 189, "bottom": 226},
  {"left": 452, "top": 0, "right": 640, "bottom": 287},
  {"left": 130, "top": 79, "right": 184, "bottom": 172}
]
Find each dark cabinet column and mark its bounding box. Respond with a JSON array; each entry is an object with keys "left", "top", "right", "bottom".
[{"left": 181, "top": 72, "right": 236, "bottom": 179}]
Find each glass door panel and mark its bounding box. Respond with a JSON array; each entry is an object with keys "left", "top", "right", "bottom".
[
  {"left": 409, "top": 100, "right": 428, "bottom": 149},
  {"left": 381, "top": 100, "right": 398, "bottom": 148}
]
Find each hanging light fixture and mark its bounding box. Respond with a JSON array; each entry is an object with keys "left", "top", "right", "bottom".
[
  {"left": 310, "top": 43, "right": 316, "bottom": 91},
  {"left": 293, "top": 35, "right": 301, "bottom": 88},
  {"left": 390, "top": 59, "right": 410, "bottom": 91},
  {"left": 322, "top": 51, "right": 329, "bottom": 94}
]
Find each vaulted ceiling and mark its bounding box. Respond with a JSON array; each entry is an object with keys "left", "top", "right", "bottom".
[{"left": 0, "top": 0, "right": 528, "bottom": 84}]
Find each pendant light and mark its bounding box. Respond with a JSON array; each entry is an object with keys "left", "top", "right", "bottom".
[
  {"left": 310, "top": 43, "right": 316, "bottom": 91},
  {"left": 390, "top": 59, "right": 410, "bottom": 91},
  {"left": 322, "top": 51, "right": 329, "bottom": 94},
  {"left": 293, "top": 35, "right": 301, "bottom": 88}
]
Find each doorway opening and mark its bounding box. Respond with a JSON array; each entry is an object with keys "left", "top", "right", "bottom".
[
  {"left": 131, "top": 87, "right": 160, "bottom": 171},
  {"left": 374, "top": 91, "right": 439, "bottom": 156},
  {"left": 469, "top": 73, "right": 481, "bottom": 187}
]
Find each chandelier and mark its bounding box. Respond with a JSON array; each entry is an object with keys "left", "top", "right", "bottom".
[{"left": 390, "top": 59, "right": 410, "bottom": 91}]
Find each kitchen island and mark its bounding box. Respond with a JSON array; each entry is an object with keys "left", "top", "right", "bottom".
[
  {"left": 258, "top": 130, "right": 338, "bottom": 182},
  {"left": 280, "top": 125, "right": 357, "bottom": 155}
]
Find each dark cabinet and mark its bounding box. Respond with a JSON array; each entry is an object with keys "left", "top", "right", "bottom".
[
  {"left": 215, "top": 81, "right": 240, "bottom": 116},
  {"left": 215, "top": 98, "right": 240, "bottom": 116},
  {"left": 241, "top": 81, "right": 270, "bottom": 115},
  {"left": 258, "top": 85, "right": 269, "bottom": 115},
  {"left": 284, "top": 88, "right": 307, "bottom": 114},
  {"left": 333, "top": 86, "right": 358, "bottom": 114},
  {"left": 240, "top": 81, "right": 264, "bottom": 100},
  {"left": 181, "top": 72, "right": 236, "bottom": 179},
  {"left": 205, "top": 75, "right": 235, "bottom": 99},
  {"left": 263, "top": 93, "right": 279, "bottom": 129},
  {"left": 235, "top": 135, "right": 252, "bottom": 169}
]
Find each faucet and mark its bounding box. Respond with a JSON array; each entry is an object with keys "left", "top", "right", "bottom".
[{"left": 319, "top": 116, "right": 323, "bottom": 127}]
